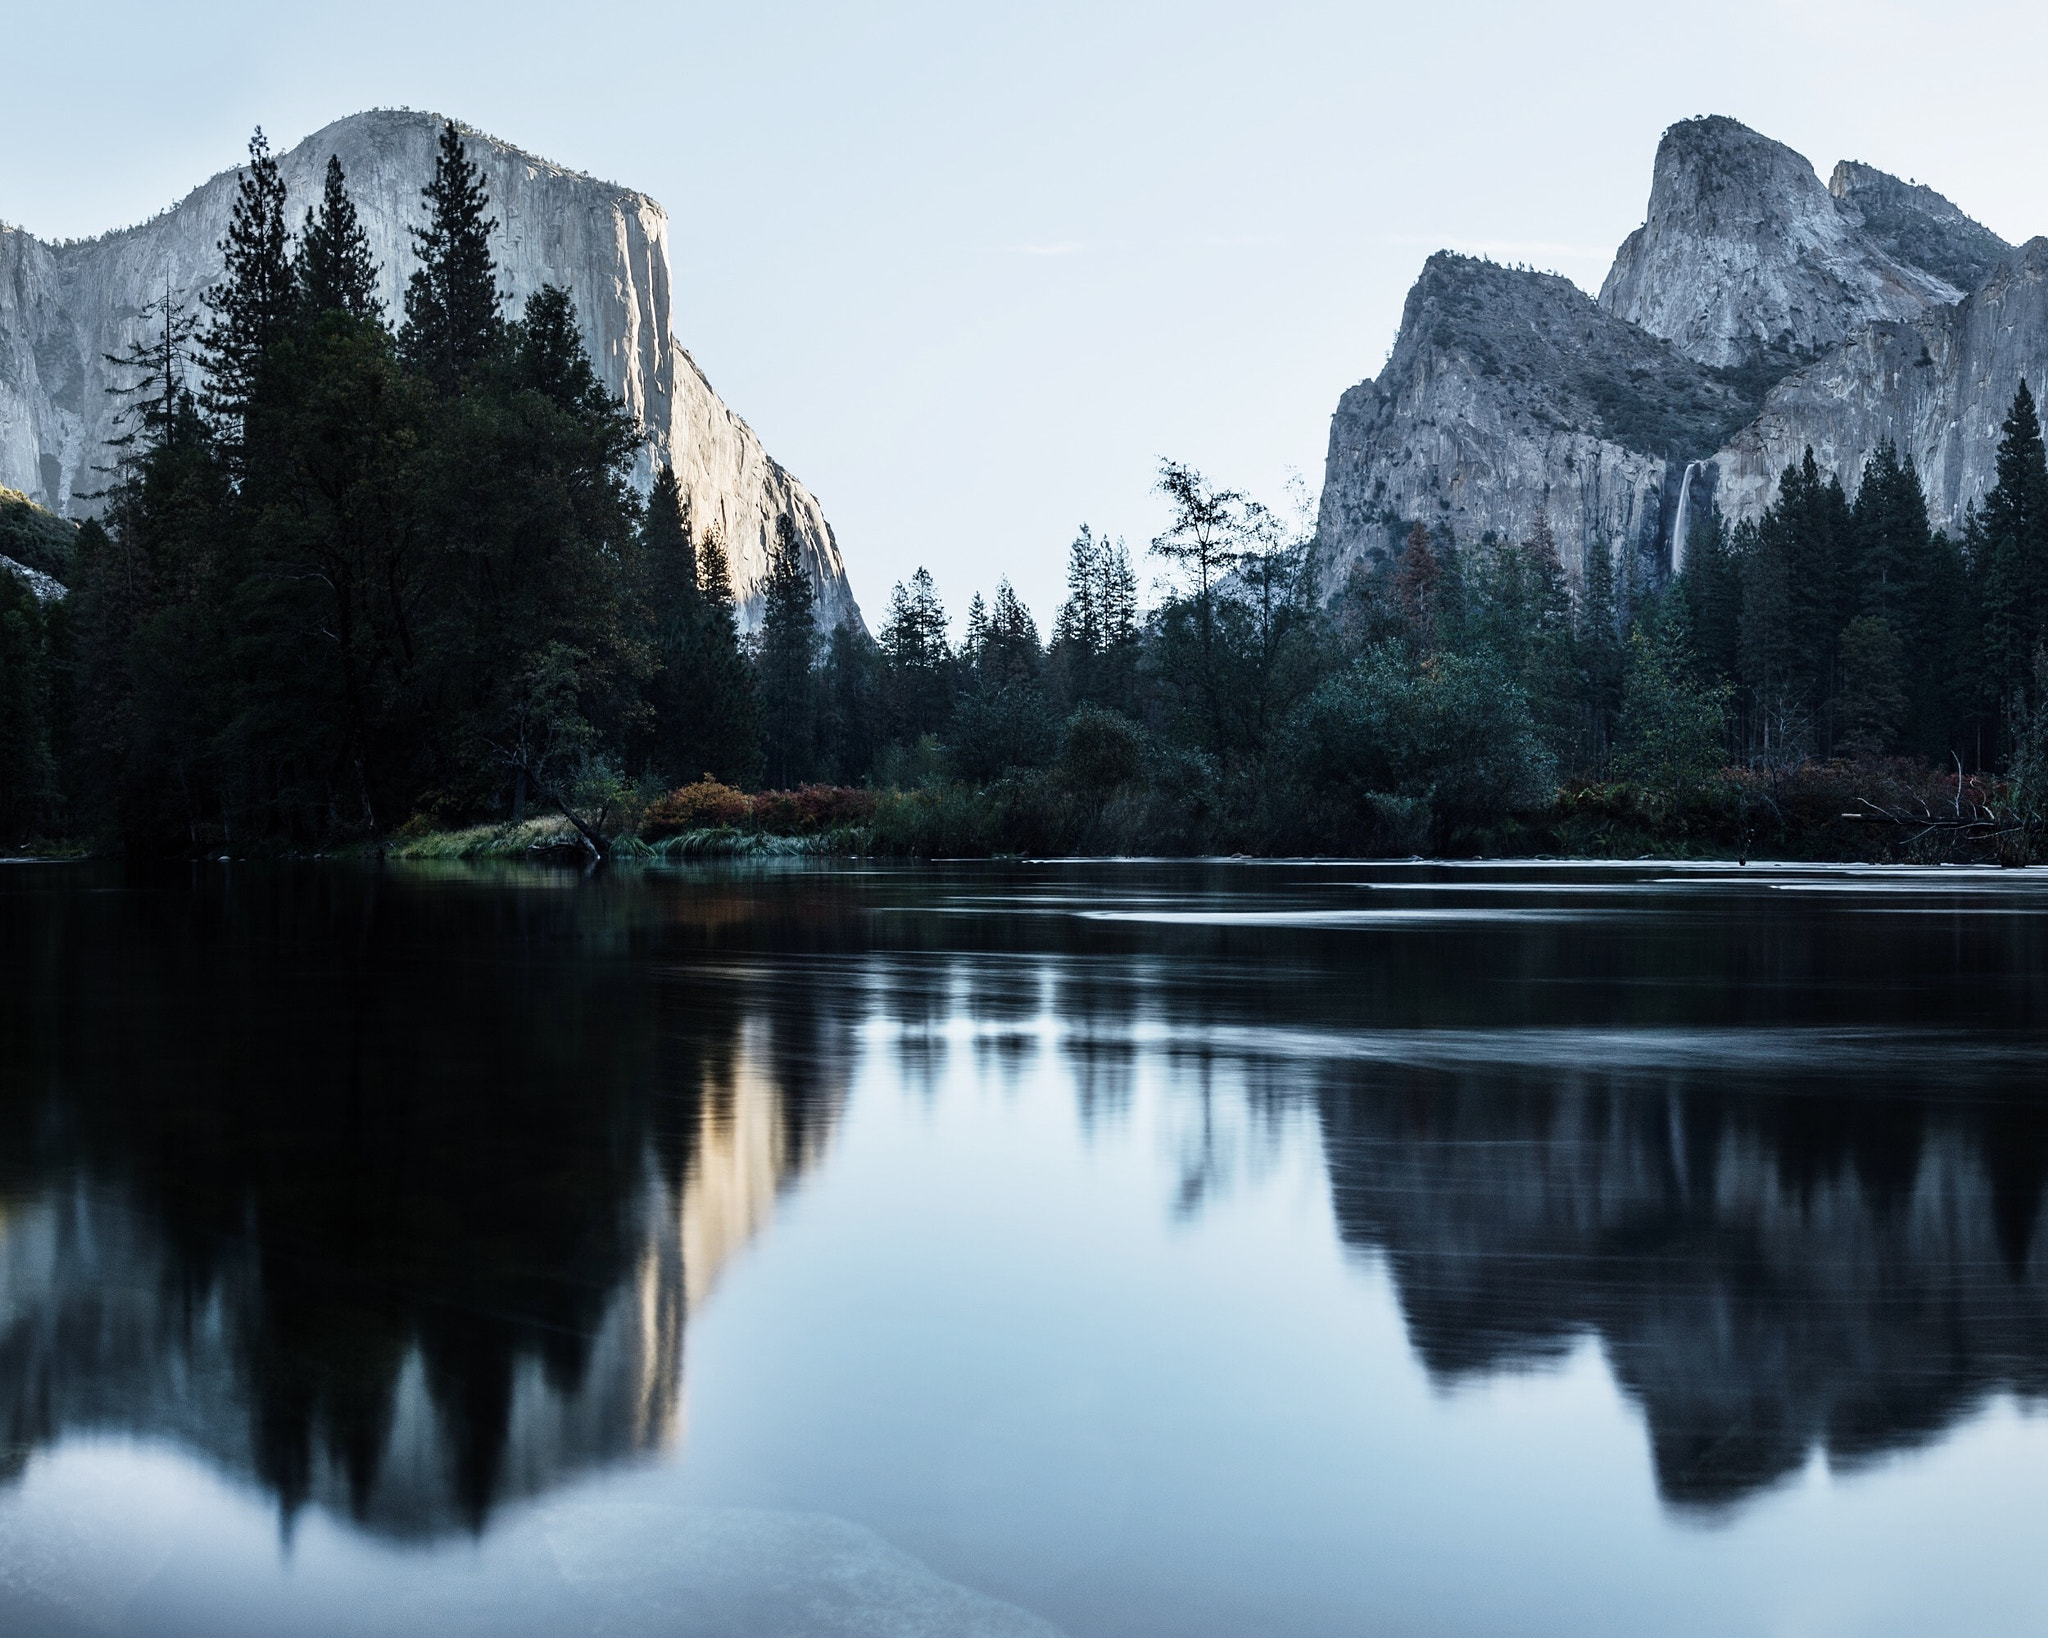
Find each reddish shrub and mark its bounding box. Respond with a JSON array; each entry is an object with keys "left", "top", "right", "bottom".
[
  {"left": 640, "top": 780, "right": 877, "bottom": 840},
  {"left": 640, "top": 779, "right": 751, "bottom": 838}
]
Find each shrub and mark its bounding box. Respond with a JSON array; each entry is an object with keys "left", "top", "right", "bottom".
[{"left": 640, "top": 778, "right": 751, "bottom": 837}]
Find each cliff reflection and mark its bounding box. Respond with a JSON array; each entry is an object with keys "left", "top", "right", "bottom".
[
  {"left": 0, "top": 869, "right": 842, "bottom": 1537},
  {"left": 1318, "top": 1063, "right": 2048, "bottom": 1510}
]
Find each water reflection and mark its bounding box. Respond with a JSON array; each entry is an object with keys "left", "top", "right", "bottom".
[
  {"left": 1319, "top": 1065, "right": 2048, "bottom": 1509},
  {"left": 0, "top": 870, "right": 845, "bottom": 1538},
  {"left": 2, "top": 858, "right": 2048, "bottom": 1560}
]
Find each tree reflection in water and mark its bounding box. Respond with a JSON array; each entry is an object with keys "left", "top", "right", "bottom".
[
  {"left": 3, "top": 859, "right": 2048, "bottom": 1540},
  {"left": 0, "top": 868, "right": 846, "bottom": 1536}
]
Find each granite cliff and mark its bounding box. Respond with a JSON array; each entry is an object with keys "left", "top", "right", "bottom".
[
  {"left": 1318, "top": 116, "right": 2029, "bottom": 585},
  {"left": 1316, "top": 252, "right": 1755, "bottom": 584},
  {"left": 1598, "top": 116, "right": 1981, "bottom": 371},
  {"left": 0, "top": 111, "right": 858, "bottom": 630}
]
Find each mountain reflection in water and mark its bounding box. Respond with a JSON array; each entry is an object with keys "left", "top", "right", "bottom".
[
  {"left": 0, "top": 870, "right": 846, "bottom": 1537},
  {"left": 1, "top": 857, "right": 2047, "bottom": 1568}
]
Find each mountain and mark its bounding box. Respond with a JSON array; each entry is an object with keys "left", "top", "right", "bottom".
[
  {"left": 1317, "top": 116, "right": 2026, "bottom": 584},
  {"left": 0, "top": 110, "right": 858, "bottom": 630},
  {"left": 1597, "top": 116, "right": 1982, "bottom": 371},
  {"left": 1317, "top": 253, "right": 1757, "bottom": 585}
]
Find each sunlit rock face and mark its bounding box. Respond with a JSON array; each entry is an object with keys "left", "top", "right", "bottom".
[
  {"left": 1320, "top": 1069, "right": 2048, "bottom": 1510},
  {"left": 0, "top": 110, "right": 859, "bottom": 631},
  {"left": 1315, "top": 115, "right": 2034, "bottom": 582}
]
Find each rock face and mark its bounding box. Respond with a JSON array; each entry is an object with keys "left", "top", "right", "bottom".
[
  {"left": 1317, "top": 115, "right": 2032, "bottom": 586},
  {"left": 1714, "top": 239, "right": 2048, "bottom": 536},
  {"left": 1316, "top": 252, "right": 1757, "bottom": 584},
  {"left": 0, "top": 110, "right": 859, "bottom": 630},
  {"left": 1598, "top": 115, "right": 1978, "bottom": 370}
]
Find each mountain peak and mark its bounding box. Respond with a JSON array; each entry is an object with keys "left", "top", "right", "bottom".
[{"left": 1599, "top": 114, "right": 1964, "bottom": 370}]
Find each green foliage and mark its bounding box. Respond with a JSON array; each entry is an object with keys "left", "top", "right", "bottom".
[
  {"left": 1287, "top": 644, "right": 1557, "bottom": 846},
  {"left": 1612, "top": 616, "right": 1732, "bottom": 796},
  {"left": 1058, "top": 706, "right": 1145, "bottom": 796},
  {"left": 0, "top": 570, "right": 64, "bottom": 840},
  {"left": 1976, "top": 381, "right": 2048, "bottom": 735},
  {"left": 203, "top": 128, "right": 296, "bottom": 442},
  {"left": 298, "top": 155, "right": 383, "bottom": 322},
  {"left": 399, "top": 122, "right": 505, "bottom": 392},
  {"left": 0, "top": 487, "right": 79, "bottom": 580},
  {"left": 756, "top": 513, "right": 821, "bottom": 787}
]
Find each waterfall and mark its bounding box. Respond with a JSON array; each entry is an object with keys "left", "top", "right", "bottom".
[{"left": 1669, "top": 462, "right": 1702, "bottom": 574}]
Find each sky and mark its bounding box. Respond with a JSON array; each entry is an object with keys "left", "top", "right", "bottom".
[{"left": 7, "top": 0, "right": 2048, "bottom": 629}]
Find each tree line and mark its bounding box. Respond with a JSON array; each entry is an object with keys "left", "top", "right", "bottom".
[{"left": 9, "top": 125, "right": 2048, "bottom": 855}]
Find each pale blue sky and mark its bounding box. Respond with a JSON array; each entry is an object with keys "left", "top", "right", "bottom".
[{"left": 7, "top": 0, "right": 2047, "bottom": 627}]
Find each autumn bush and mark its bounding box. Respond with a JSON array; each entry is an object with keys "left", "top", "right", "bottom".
[{"left": 638, "top": 779, "right": 877, "bottom": 841}]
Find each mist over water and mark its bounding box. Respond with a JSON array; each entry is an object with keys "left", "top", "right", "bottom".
[{"left": 4, "top": 860, "right": 2048, "bottom": 1636}]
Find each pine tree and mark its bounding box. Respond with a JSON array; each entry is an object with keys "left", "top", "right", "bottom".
[
  {"left": 756, "top": 513, "right": 820, "bottom": 787},
  {"left": 1851, "top": 441, "right": 1930, "bottom": 633},
  {"left": 640, "top": 465, "right": 704, "bottom": 779},
  {"left": 511, "top": 286, "right": 611, "bottom": 415},
  {"left": 1978, "top": 381, "right": 2048, "bottom": 727},
  {"left": 103, "top": 276, "right": 203, "bottom": 461},
  {"left": 692, "top": 521, "right": 762, "bottom": 784},
  {"left": 399, "top": 122, "right": 505, "bottom": 392},
  {"left": 297, "top": 155, "right": 383, "bottom": 322},
  {"left": 644, "top": 465, "right": 697, "bottom": 602},
  {"left": 1578, "top": 535, "right": 1623, "bottom": 769},
  {"left": 202, "top": 129, "right": 296, "bottom": 443},
  {"left": 879, "top": 568, "right": 954, "bottom": 743}
]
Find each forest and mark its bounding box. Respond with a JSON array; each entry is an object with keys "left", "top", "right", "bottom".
[{"left": 8, "top": 124, "right": 2048, "bottom": 863}]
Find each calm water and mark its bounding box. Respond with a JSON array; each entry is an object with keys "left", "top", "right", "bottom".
[{"left": 5, "top": 858, "right": 2048, "bottom": 1636}]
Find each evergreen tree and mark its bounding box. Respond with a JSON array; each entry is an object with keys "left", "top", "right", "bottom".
[
  {"left": 0, "top": 571, "right": 61, "bottom": 839},
  {"left": 820, "top": 623, "right": 882, "bottom": 783},
  {"left": 1578, "top": 536, "right": 1623, "bottom": 768},
  {"left": 1151, "top": 461, "right": 1248, "bottom": 755},
  {"left": 1677, "top": 507, "right": 1742, "bottom": 696},
  {"left": 692, "top": 522, "right": 762, "bottom": 784},
  {"left": 102, "top": 277, "right": 203, "bottom": 461},
  {"left": 952, "top": 580, "right": 1053, "bottom": 779},
  {"left": 399, "top": 122, "right": 505, "bottom": 392},
  {"left": 755, "top": 514, "right": 819, "bottom": 787},
  {"left": 203, "top": 129, "right": 296, "bottom": 440},
  {"left": 297, "top": 155, "right": 383, "bottom": 322},
  {"left": 1977, "top": 381, "right": 2048, "bottom": 730},
  {"left": 878, "top": 568, "right": 954, "bottom": 745},
  {"left": 1739, "top": 450, "right": 1852, "bottom": 757},
  {"left": 1851, "top": 441, "right": 1930, "bottom": 633},
  {"left": 639, "top": 465, "right": 700, "bottom": 779}
]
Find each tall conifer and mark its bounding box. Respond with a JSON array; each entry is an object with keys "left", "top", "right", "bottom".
[
  {"left": 203, "top": 129, "right": 296, "bottom": 437},
  {"left": 297, "top": 155, "right": 382, "bottom": 322},
  {"left": 757, "top": 514, "right": 820, "bottom": 787},
  {"left": 1978, "top": 381, "right": 2048, "bottom": 718},
  {"left": 399, "top": 122, "right": 505, "bottom": 391}
]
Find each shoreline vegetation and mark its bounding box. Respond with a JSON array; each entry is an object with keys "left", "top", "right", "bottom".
[{"left": 13, "top": 127, "right": 2048, "bottom": 869}]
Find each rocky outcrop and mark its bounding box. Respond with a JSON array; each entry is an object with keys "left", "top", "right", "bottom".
[
  {"left": 1317, "top": 115, "right": 2035, "bottom": 584},
  {"left": 1315, "top": 252, "right": 1756, "bottom": 586},
  {"left": 0, "top": 111, "right": 858, "bottom": 630},
  {"left": 1598, "top": 116, "right": 1983, "bottom": 370},
  {"left": 1828, "top": 160, "right": 2012, "bottom": 295},
  {"left": 1710, "top": 238, "right": 2048, "bottom": 537}
]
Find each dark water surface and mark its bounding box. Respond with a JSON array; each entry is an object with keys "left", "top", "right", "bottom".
[{"left": 5, "top": 858, "right": 2048, "bottom": 1636}]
